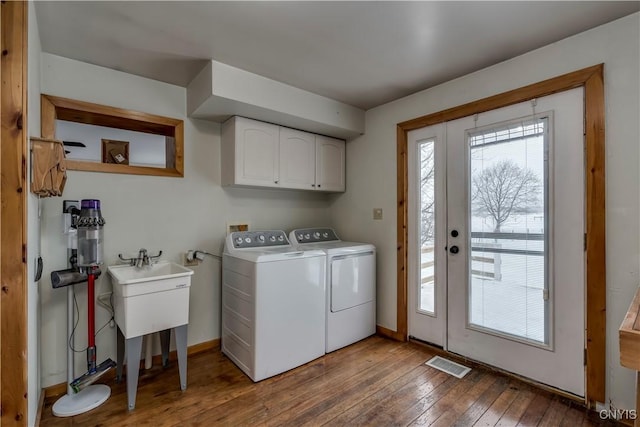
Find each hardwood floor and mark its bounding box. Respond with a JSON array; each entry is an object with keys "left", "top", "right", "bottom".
[{"left": 39, "top": 336, "right": 620, "bottom": 426}]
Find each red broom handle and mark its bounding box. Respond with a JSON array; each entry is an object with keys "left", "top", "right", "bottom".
[{"left": 88, "top": 271, "right": 95, "bottom": 348}]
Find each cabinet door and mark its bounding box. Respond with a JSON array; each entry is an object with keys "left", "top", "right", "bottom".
[
  {"left": 279, "top": 128, "right": 316, "bottom": 190},
  {"left": 315, "top": 135, "right": 345, "bottom": 192},
  {"left": 235, "top": 117, "right": 280, "bottom": 187}
]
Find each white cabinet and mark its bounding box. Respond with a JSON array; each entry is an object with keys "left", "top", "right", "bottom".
[
  {"left": 222, "top": 116, "right": 280, "bottom": 188},
  {"left": 279, "top": 128, "right": 316, "bottom": 190},
  {"left": 316, "top": 135, "right": 345, "bottom": 192},
  {"left": 222, "top": 116, "right": 345, "bottom": 192}
]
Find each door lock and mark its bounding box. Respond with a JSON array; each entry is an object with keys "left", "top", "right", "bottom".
[{"left": 449, "top": 245, "right": 459, "bottom": 254}]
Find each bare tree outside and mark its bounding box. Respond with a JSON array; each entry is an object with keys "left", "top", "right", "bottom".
[
  {"left": 471, "top": 160, "right": 542, "bottom": 232},
  {"left": 420, "top": 143, "right": 435, "bottom": 246}
]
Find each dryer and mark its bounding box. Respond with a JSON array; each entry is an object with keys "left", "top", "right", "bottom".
[
  {"left": 222, "top": 230, "right": 326, "bottom": 381},
  {"left": 290, "top": 228, "right": 376, "bottom": 353}
]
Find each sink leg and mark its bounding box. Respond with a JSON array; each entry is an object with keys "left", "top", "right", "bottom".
[
  {"left": 125, "top": 335, "right": 143, "bottom": 410},
  {"left": 159, "top": 329, "right": 171, "bottom": 368},
  {"left": 116, "top": 327, "right": 125, "bottom": 383},
  {"left": 175, "top": 324, "right": 188, "bottom": 391}
]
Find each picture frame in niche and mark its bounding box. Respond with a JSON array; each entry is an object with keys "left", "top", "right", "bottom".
[{"left": 102, "top": 139, "right": 129, "bottom": 165}]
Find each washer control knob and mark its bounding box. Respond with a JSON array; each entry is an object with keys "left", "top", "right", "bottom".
[
  {"left": 304, "top": 233, "right": 310, "bottom": 239},
  {"left": 257, "top": 235, "right": 265, "bottom": 243},
  {"left": 278, "top": 235, "right": 284, "bottom": 242},
  {"left": 244, "top": 237, "right": 251, "bottom": 243},
  {"left": 235, "top": 237, "right": 243, "bottom": 245},
  {"left": 297, "top": 234, "right": 304, "bottom": 241},
  {"left": 313, "top": 232, "right": 320, "bottom": 239},
  {"left": 269, "top": 235, "right": 276, "bottom": 242},
  {"left": 323, "top": 232, "right": 329, "bottom": 238}
]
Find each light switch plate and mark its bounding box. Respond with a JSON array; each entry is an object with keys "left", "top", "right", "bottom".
[{"left": 373, "top": 208, "right": 383, "bottom": 220}]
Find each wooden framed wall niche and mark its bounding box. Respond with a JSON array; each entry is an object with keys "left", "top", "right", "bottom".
[{"left": 41, "top": 94, "right": 184, "bottom": 177}]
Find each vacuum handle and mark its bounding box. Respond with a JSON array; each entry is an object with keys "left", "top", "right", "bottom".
[{"left": 51, "top": 267, "right": 101, "bottom": 288}]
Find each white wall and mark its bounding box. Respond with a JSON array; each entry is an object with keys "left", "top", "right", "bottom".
[
  {"left": 331, "top": 13, "right": 640, "bottom": 409},
  {"left": 27, "top": 3, "right": 42, "bottom": 425},
  {"left": 38, "top": 54, "right": 333, "bottom": 388}
]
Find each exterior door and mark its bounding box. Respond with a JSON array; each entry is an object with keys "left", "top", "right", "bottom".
[
  {"left": 409, "top": 88, "right": 585, "bottom": 396},
  {"left": 407, "top": 123, "right": 447, "bottom": 346}
]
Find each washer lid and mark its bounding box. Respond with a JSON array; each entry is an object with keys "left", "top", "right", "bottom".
[
  {"left": 293, "top": 240, "right": 374, "bottom": 252},
  {"left": 223, "top": 246, "right": 326, "bottom": 262}
]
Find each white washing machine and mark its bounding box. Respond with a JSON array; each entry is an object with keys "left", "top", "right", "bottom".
[
  {"left": 290, "top": 228, "right": 376, "bottom": 353},
  {"left": 222, "top": 230, "right": 326, "bottom": 381}
]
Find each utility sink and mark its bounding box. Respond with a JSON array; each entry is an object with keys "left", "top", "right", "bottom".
[
  {"left": 108, "top": 261, "right": 193, "bottom": 410},
  {"left": 108, "top": 261, "right": 193, "bottom": 285},
  {"left": 108, "top": 261, "right": 194, "bottom": 339}
]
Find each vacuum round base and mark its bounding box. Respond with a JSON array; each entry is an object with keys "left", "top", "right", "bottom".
[{"left": 52, "top": 384, "right": 111, "bottom": 417}]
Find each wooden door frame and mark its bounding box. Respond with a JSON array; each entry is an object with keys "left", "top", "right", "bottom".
[
  {"left": 1, "top": 1, "right": 29, "bottom": 424},
  {"left": 394, "top": 64, "right": 605, "bottom": 406}
]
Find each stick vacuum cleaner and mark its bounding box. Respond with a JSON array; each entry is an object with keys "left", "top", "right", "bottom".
[{"left": 51, "top": 199, "right": 116, "bottom": 417}]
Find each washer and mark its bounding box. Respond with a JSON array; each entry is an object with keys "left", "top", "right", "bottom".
[
  {"left": 290, "top": 228, "right": 376, "bottom": 353},
  {"left": 222, "top": 230, "right": 326, "bottom": 381}
]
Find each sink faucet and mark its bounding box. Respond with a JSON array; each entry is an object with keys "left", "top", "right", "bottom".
[
  {"left": 136, "top": 248, "right": 149, "bottom": 268},
  {"left": 118, "top": 249, "right": 163, "bottom": 267}
]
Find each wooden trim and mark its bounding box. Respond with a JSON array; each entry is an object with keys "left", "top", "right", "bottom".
[
  {"left": 376, "top": 324, "right": 405, "bottom": 341},
  {"left": 1, "top": 1, "right": 29, "bottom": 424},
  {"left": 620, "top": 287, "right": 640, "bottom": 426},
  {"left": 42, "top": 338, "right": 220, "bottom": 399},
  {"left": 40, "top": 95, "right": 56, "bottom": 139},
  {"left": 64, "top": 160, "right": 183, "bottom": 177},
  {"left": 398, "top": 64, "right": 603, "bottom": 131},
  {"left": 637, "top": 373, "right": 640, "bottom": 427},
  {"left": 174, "top": 121, "right": 184, "bottom": 176},
  {"left": 42, "top": 95, "right": 181, "bottom": 135},
  {"left": 584, "top": 67, "right": 606, "bottom": 405},
  {"left": 396, "top": 64, "right": 606, "bottom": 405},
  {"left": 40, "top": 94, "right": 185, "bottom": 177},
  {"left": 396, "top": 125, "right": 409, "bottom": 342},
  {"left": 42, "top": 382, "right": 67, "bottom": 402},
  {"left": 620, "top": 286, "right": 640, "bottom": 370},
  {"left": 35, "top": 391, "right": 45, "bottom": 427}
]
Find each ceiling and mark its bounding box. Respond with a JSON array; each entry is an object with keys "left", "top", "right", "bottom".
[{"left": 34, "top": 1, "right": 639, "bottom": 110}]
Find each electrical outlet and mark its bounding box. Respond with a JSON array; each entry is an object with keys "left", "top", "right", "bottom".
[
  {"left": 373, "top": 208, "right": 383, "bottom": 220},
  {"left": 227, "top": 222, "right": 250, "bottom": 235},
  {"left": 183, "top": 252, "right": 198, "bottom": 266}
]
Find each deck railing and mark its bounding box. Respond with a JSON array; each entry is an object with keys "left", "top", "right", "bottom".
[{"left": 420, "top": 231, "right": 545, "bottom": 284}]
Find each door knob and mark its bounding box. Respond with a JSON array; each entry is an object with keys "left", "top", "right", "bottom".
[
  {"left": 451, "top": 230, "right": 459, "bottom": 237},
  {"left": 450, "top": 245, "right": 459, "bottom": 254}
]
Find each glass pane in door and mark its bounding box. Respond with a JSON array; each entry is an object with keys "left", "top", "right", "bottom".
[
  {"left": 419, "top": 140, "right": 435, "bottom": 313},
  {"left": 468, "top": 119, "right": 548, "bottom": 344}
]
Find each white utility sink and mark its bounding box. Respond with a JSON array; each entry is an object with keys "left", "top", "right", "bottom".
[
  {"left": 108, "top": 261, "right": 193, "bottom": 285},
  {"left": 108, "top": 261, "right": 194, "bottom": 339}
]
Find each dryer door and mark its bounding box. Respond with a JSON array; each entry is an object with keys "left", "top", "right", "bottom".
[{"left": 330, "top": 251, "right": 375, "bottom": 312}]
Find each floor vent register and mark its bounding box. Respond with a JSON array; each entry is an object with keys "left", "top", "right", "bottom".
[{"left": 425, "top": 356, "right": 471, "bottom": 378}]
